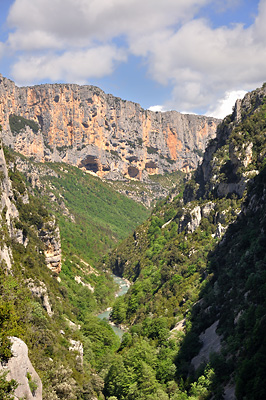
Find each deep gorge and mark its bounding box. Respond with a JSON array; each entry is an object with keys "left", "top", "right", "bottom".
[
  {"left": 0, "top": 79, "right": 266, "bottom": 400},
  {"left": 97, "top": 275, "right": 130, "bottom": 339}
]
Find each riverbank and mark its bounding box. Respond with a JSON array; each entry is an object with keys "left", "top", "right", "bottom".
[{"left": 97, "top": 275, "right": 130, "bottom": 338}]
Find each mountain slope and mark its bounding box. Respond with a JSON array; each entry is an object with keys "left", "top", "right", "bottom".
[
  {"left": 10, "top": 154, "right": 150, "bottom": 262},
  {"left": 0, "top": 142, "right": 152, "bottom": 399},
  {"left": 103, "top": 84, "right": 266, "bottom": 399}
]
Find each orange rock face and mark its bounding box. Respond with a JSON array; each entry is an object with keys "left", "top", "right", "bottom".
[
  {"left": 0, "top": 74, "right": 221, "bottom": 179},
  {"left": 166, "top": 126, "right": 183, "bottom": 160}
]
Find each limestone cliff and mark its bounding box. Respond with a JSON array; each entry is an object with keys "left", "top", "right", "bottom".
[
  {"left": 196, "top": 84, "right": 266, "bottom": 198},
  {"left": 0, "top": 337, "right": 42, "bottom": 400},
  {"left": 1, "top": 144, "right": 62, "bottom": 275},
  {"left": 0, "top": 74, "right": 220, "bottom": 180},
  {"left": 0, "top": 142, "right": 20, "bottom": 271},
  {"left": 38, "top": 218, "right": 62, "bottom": 274}
]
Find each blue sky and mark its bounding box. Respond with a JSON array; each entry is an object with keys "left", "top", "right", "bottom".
[{"left": 0, "top": 0, "right": 264, "bottom": 118}]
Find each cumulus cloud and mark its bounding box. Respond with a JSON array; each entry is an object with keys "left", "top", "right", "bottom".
[
  {"left": 136, "top": 8, "right": 266, "bottom": 115},
  {"left": 6, "top": 0, "right": 210, "bottom": 86},
  {"left": 12, "top": 46, "right": 127, "bottom": 85},
  {"left": 7, "top": 0, "right": 209, "bottom": 47},
  {"left": 8, "top": 30, "right": 65, "bottom": 52},
  {"left": 4, "top": 0, "right": 266, "bottom": 116},
  {"left": 205, "top": 90, "right": 247, "bottom": 119}
]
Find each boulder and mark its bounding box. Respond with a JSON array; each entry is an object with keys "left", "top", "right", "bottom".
[{"left": 0, "top": 337, "right": 42, "bottom": 400}]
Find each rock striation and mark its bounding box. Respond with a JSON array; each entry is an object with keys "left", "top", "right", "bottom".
[{"left": 0, "top": 74, "right": 220, "bottom": 180}]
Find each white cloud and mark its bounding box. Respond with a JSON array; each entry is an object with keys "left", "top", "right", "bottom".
[
  {"left": 135, "top": 5, "right": 266, "bottom": 114},
  {"left": 0, "top": 42, "right": 5, "bottom": 60},
  {"left": 8, "top": 30, "right": 64, "bottom": 52},
  {"left": 11, "top": 46, "right": 127, "bottom": 85},
  {"left": 148, "top": 105, "right": 165, "bottom": 112},
  {"left": 253, "top": 0, "right": 266, "bottom": 40},
  {"left": 4, "top": 0, "right": 266, "bottom": 115},
  {"left": 7, "top": 0, "right": 210, "bottom": 48},
  {"left": 5, "top": 0, "right": 213, "bottom": 89},
  {"left": 205, "top": 90, "right": 247, "bottom": 119}
]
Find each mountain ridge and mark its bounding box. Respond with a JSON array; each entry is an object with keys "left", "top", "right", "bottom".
[{"left": 0, "top": 73, "right": 220, "bottom": 181}]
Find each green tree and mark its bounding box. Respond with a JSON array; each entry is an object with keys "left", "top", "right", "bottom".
[{"left": 0, "top": 371, "right": 18, "bottom": 400}]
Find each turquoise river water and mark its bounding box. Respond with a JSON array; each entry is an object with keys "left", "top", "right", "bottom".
[{"left": 97, "top": 275, "right": 130, "bottom": 338}]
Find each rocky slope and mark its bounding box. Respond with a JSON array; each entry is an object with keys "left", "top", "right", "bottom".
[
  {"left": 0, "top": 74, "right": 220, "bottom": 180},
  {"left": 0, "top": 141, "right": 152, "bottom": 399},
  {"left": 0, "top": 140, "right": 61, "bottom": 275},
  {"left": 103, "top": 84, "right": 266, "bottom": 399},
  {"left": 0, "top": 134, "right": 68, "bottom": 399},
  {"left": 195, "top": 84, "right": 266, "bottom": 200}
]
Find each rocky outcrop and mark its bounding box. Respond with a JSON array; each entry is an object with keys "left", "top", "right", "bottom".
[
  {"left": 0, "top": 146, "right": 19, "bottom": 234},
  {"left": 0, "top": 143, "right": 20, "bottom": 271},
  {"left": 38, "top": 218, "right": 62, "bottom": 274},
  {"left": 217, "top": 179, "right": 247, "bottom": 198},
  {"left": 0, "top": 244, "right": 13, "bottom": 272},
  {"left": 69, "top": 339, "right": 83, "bottom": 365},
  {"left": 197, "top": 84, "right": 266, "bottom": 198},
  {"left": 0, "top": 144, "right": 62, "bottom": 275},
  {"left": 27, "top": 279, "right": 54, "bottom": 316},
  {"left": 74, "top": 275, "right": 94, "bottom": 292},
  {"left": 191, "top": 320, "right": 222, "bottom": 371},
  {"left": 0, "top": 337, "right": 42, "bottom": 400},
  {"left": 0, "top": 74, "right": 220, "bottom": 180},
  {"left": 169, "top": 318, "right": 186, "bottom": 337},
  {"left": 178, "top": 201, "right": 215, "bottom": 234},
  {"left": 187, "top": 205, "right": 201, "bottom": 234}
]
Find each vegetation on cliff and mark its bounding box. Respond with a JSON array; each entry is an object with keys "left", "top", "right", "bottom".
[
  {"left": 1, "top": 83, "right": 266, "bottom": 399},
  {"left": 0, "top": 74, "right": 220, "bottom": 180},
  {"left": 102, "top": 86, "right": 266, "bottom": 399},
  {"left": 37, "top": 162, "right": 150, "bottom": 262},
  {"left": 9, "top": 114, "right": 39, "bottom": 134},
  {"left": 0, "top": 146, "right": 150, "bottom": 399}
]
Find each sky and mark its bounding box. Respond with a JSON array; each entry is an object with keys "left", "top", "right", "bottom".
[{"left": 0, "top": 0, "right": 264, "bottom": 118}]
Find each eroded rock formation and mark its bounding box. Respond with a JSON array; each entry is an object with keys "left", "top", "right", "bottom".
[
  {"left": 191, "top": 321, "right": 222, "bottom": 370},
  {"left": 197, "top": 83, "right": 266, "bottom": 199},
  {"left": 0, "top": 337, "right": 42, "bottom": 400},
  {"left": 0, "top": 74, "right": 220, "bottom": 180},
  {"left": 27, "top": 279, "right": 54, "bottom": 316},
  {"left": 38, "top": 218, "right": 62, "bottom": 274}
]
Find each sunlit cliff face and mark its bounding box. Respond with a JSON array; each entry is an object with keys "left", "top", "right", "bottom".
[{"left": 0, "top": 74, "right": 220, "bottom": 180}]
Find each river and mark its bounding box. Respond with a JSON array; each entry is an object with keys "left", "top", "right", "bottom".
[{"left": 97, "top": 275, "right": 130, "bottom": 338}]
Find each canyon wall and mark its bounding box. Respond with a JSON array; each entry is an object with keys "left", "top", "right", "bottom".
[{"left": 0, "top": 74, "right": 220, "bottom": 180}]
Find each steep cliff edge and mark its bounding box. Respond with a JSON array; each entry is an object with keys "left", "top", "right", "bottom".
[
  {"left": 195, "top": 83, "right": 266, "bottom": 199},
  {"left": 0, "top": 74, "right": 220, "bottom": 180},
  {"left": 0, "top": 145, "right": 62, "bottom": 275},
  {"left": 103, "top": 84, "right": 266, "bottom": 399},
  {"left": 0, "top": 143, "right": 19, "bottom": 271}
]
